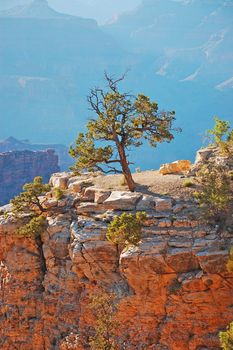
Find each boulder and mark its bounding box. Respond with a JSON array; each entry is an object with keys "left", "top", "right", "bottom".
[
  {"left": 159, "top": 160, "right": 191, "bottom": 175},
  {"left": 68, "top": 180, "right": 94, "bottom": 193},
  {"left": 82, "top": 187, "right": 111, "bottom": 204},
  {"left": 194, "top": 147, "right": 213, "bottom": 164},
  {"left": 94, "top": 189, "right": 111, "bottom": 204},
  {"left": 103, "top": 191, "right": 142, "bottom": 210},
  {"left": 136, "top": 195, "right": 155, "bottom": 210},
  {"left": 50, "top": 172, "right": 71, "bottom": 190}
]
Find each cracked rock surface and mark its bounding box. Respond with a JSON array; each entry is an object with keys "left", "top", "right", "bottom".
[{"left": 0, "top": 175, "right": 232, "bottom": 350}]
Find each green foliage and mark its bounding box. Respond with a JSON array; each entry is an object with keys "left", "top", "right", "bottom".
[
  {"left": 219, "top": 322, "right": 233, "bottom": 350},
  {"left": 11, "top": 176, "right": 50, "bottom": 237},
  {"left": 3, "top": 212, "right": 9, "bottom": 220},
  {"left": 106, "top": 212, "right": 147, "bottom": 249},
  {"left": 88, "top": 291, "right": 119, "bottom": 350},
  {"left": 70, "top": 73, "right": 179, "bottom": 191},
  {"left": 208, "top": 117, "right": 233, "bottom": 156},
  {"left": 11, "top": 176, "right": 50, "bottom": 217},
  {"left": 183, "top": 179, "right": 194, "bottom": 188},
  {"left": 195, "top": 163, "right": 232, "bottom": 223},
  {"left": 17, "top": 215, "right": 47, "bottom": 238},
  {"left": 53, "top": 187, "right": 64, "bottom": 200},
  {"left": 226, "top": 247, "right": 233, "bottom": 273}
]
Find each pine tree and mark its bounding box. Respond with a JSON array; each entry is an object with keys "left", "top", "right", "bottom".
[{"left": 70, "top": 73, "right": 179, "bottom": 191}]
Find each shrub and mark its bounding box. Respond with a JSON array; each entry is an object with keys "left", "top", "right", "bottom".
[
  {"left": 17, "top": 215, "right": 47, "bottom": 238},
  {"left": 53, "top": 187, "right": 64, "bottom": 200},
  {"left": 88, "top": 291, "right": 119, "bottom": 350},
  {"left": 208, "top": 117, "right": 233, "bottom": 156},
  {"left": 11, "top": 176, "right": 50, "bottom": 237},
  {"left": 106, "top": 212, "right": 147, "bottom": 249},
  {"left": 195, "top": 163, "right": 232, "bottom": 224},
  {"left": 183, "top": 179, "right": 194, "bottom": 188},
  {"left": 219, "top": 322, "right": 233, "bottom": 350}
]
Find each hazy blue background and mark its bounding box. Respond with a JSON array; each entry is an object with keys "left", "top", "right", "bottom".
[
  {"left": 49, "top": 0, "right": 142, "bottom": 24},
  {"left": 0, "top": 0, "right": 142, "bottom": 23},
  {"left": 0, "top": 0, "right": 232, "bottom": 170}
]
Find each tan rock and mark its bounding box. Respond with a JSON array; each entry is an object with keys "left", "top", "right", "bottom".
[
  {"left": 159, "top": 160, "right": 191, "bottom": 175},
  {"left": 50, "top": 172, "right": 71, "bottom": 189},
  {"left": 68, "top": 179, "right": 94, "bottom": 193},
  {"left": 82, "top": 187, "right": 111, "bottom": 203},
  {"left": 103, "top": 191, "right": 142, "bottom": 210}
]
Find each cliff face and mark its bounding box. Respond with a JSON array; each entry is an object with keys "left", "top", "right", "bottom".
[
  {"left": 0, "top": 170, "right": 232, "bottom": 350},
  {"left": 0, "top": 150, "right": 59, "bottom": 205},
  {"left": 0, "top": 137, "right": 71, "bottom": 171}
]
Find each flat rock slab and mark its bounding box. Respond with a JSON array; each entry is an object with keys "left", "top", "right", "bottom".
[
  {"left": 103, "top": 191, "right": 142, "bottom": 210},
  {"left": 155, "top": 197, "right": 172, "bottom": 212}
]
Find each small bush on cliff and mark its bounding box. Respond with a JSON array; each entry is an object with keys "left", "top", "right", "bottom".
[
  {"left": 88, "top": 291, "right": 119, "bottom": 350},
  {"left": 106, "top": 212, "right": 147, "bottom": 250},
  {"left": 69, "top": 73, "right": 180, "bottom": 192},
  {"left": 11, "top": 176, "right": 50, "bottom": 237},
  {"left": 195, "top": 163, "right": 232, "bottom": 224},
  {"left": 53, "top": 187, "right": 64, "bottom": 200},
  {"left": 17, "top": 215, "right": 47, "bottom": 237},
  {"left": 208, "top": 117, "right": 233, "bottom": 156},
  {"left": 219, "top": 322, "right": 233, "bottom": 350}
]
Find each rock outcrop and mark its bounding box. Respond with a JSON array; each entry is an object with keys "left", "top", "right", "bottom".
[
  {"left": 0, "top": 137, "right": 72, "bottom": 171},
  {"left": 0, "top": 171, "right": 232, "bottom": 349},
  {"left": 0, "top": 150, "right": 59, "bottom": 205},
  {"left": 191, "top": 146, "right": 233, "bottom": 174},
  {"left": 159, "top": 160, "right": 191, "bottom": 175}
]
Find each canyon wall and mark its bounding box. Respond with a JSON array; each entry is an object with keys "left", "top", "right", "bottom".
[
  {"left": 0, "top": 172, "right": 232, "bottom": 350},
  {"left": 0, "top": 150, "right": 59, "bottom": 205}
]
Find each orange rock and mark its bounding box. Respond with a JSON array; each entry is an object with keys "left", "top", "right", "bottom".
[{"left": 159, "top": 160, "right": 191, "bottom": 174}]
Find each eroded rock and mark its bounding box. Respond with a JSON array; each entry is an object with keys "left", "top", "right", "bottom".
[{"left": 159, "top": 160, "right": 191, "bottom": 175}]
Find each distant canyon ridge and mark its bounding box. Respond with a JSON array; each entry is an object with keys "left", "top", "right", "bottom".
[
  {"left": 0, "top": 136, "right": 73, "bottom": 205},
  {"left": 0, "top": 149, "right": 59, "bottom": 205}
]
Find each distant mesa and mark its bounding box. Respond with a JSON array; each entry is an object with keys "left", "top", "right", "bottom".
[
  {"left": 0, "top": 149, "right": 60, "bottom": 206},
  {"left": 0, "top": 137, "right": 72, "bottom": 171}
]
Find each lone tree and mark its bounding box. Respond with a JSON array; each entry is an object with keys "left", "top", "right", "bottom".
[
  {"left": 11, "top": 176, "right": 50, "bottom": 237},
  {"left": 70, "top": 73, "right": 179, "bottom": 191}
]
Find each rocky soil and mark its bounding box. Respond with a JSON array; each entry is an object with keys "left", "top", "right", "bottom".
[{"left": 0, "top": 159, "right": 232, "bottom": 349}]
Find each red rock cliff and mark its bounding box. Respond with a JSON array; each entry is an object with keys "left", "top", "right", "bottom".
[{"left": 0, "top": 172, "right": 232, "bottom": 350}]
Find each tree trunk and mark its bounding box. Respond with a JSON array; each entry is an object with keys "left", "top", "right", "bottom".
[{"left": 117, "top": 144, "right": 135, "bottom": 192}]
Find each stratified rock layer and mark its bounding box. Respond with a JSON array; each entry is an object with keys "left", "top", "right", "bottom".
[
  {"left": 0, "top": 176, "right": 232, "bottom": 350},
  {"left": 0, "top": 150, "right": 59, "bottom": 205}
]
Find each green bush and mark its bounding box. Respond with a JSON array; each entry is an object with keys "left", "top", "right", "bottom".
[
  {"left": 208, "top": 117, "right": 233, "bottom": 156},
  {"left": 183, "top": 179, "right": 194, "bottom": 188},
  {"left": 17, "top": 215, "right": 47, "bottom": 238},
  {"left": 88, "top": 291, "right": 119, "bottom": 350},
  {"left": 106, "top": 212, "right": 146, "bottom": 249},
  {"left": 53, "top": 187, "right": 64, "bottom": 200},
  {"left": 219, "top": 322, "right": 233, "bottom": 350},
  {"left": 195, "top": 163, "right": 232, "bottom": 223},
  {"left": 11, "top": 176, "right": 50, "bottom": 238}
]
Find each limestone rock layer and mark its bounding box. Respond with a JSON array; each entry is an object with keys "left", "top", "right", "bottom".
[{"left": 0, "top": 184, "right": 232, "bottom": 350}]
